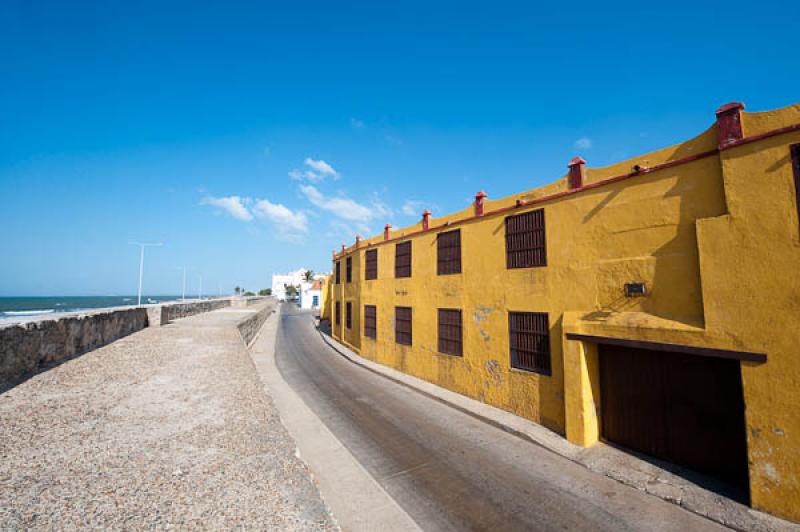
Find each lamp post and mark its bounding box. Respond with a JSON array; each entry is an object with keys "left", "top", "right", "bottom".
[
  {"left": 129, "top": 242, "right": 163, "bottom": 305},
  {"left": 176, "top": 267, "right": 186, "bottom": 301}
]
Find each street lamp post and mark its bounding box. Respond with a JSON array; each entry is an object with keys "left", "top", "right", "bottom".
[{"left": 130, "top": 242, "right": 163, "bottom": 305}]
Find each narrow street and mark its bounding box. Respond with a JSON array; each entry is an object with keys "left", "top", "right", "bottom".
[{"left": 275, "top": 304, "right": 726, "bottom": 532}]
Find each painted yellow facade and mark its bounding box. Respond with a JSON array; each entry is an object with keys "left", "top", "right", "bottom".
[{"left": 326, "top": 102, "right": 800, "bottom": 522}]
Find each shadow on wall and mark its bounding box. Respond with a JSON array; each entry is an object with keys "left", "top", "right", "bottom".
[{"left": 580, "top": 166, "right": 726, "bottom": 328}]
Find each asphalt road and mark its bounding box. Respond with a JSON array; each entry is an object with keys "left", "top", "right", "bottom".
[{"left": 275, "top": 304, "right": 726, "bottom": 532}]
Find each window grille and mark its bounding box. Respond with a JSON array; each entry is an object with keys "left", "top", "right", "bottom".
[
  {"left": 437, "top": 229, "right": 462, "bottom": 275},
  {"left": 395, "top": 241, "right": 412, "bottom": 278},
  {"left": 395, "top": 306, "right": 412, "bottom": 345},
  {"left": 438, "top": 309, "right": 463, "bottom": 356},
  {"left": 346, "top": 257, "right": 352, "bottom": 283},
  {"left": 335, "top": 301, "right": 341, "bottom": 325},
  {"left": 505, "top": 209, "right": 547, "bottom": 268},
  {"left": 364, "top": 305, "right": 377, "bottom": 338},
  {"left": 792, "top": 144, "right": 800, "bottom": 232},
  {"left": 335, "top": 261, "right": 341, "bottom": 284},
  {"left": 346, "top": 301, "right": 352, "bottom": 329},
  {"left": 365, "top": 249, "right": 378, "bottom": 280},
  {"left": 509, "top": 311, "right": 551, "bottom": 375}
]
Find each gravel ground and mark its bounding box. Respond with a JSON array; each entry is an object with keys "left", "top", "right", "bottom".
[{"left": 0, "top": 307, "right": 337, "bottom": 530}]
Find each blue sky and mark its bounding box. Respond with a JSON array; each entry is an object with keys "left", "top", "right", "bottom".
[{"left": 1, "top": 0, "right": 798, "bottom": 296}]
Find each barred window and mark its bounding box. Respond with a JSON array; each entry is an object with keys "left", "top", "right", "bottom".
[
  {"left": 509, "top": 311, "right": 551, "bottom": 375},
  {"left": 506, "top": 209, "right": 547, "bottom": 268},
  {"left": 346, "top": 302, "right": 352, "bottom": 329},
  {"left": 335, "top": 261, "right": 341, "bottom": 284},
  {"left": 346, "top": 256, "right": 352, "bottom": 283},
  {"left": 335, "top": 301, "right": 341, "bottom": 325},
  {"left": 364, "top": 305, "right": 377, "bottom": 339},
  {"left": 395, "top": 306, "right": 412, "bottom": 345},
  {"left": 437, "top": 309, "right": 463, "bottom": 356},
  {"left": 365, "top": 249, "right": 378, "bottom": 280},
  {"left": 792, "top": 144, "right": 800, "bottom": 231},
  {"left": 395, "top": 241, "right": 412, "bottom": 278},
  {"left": 437, "top": 229, "right": 461, "bottom": 275}
]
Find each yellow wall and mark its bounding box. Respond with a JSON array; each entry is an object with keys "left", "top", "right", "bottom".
[{"left": 329, "top": 103, "right": 800, "bottom": 522}]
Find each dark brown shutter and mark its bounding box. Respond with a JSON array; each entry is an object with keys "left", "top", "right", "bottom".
[
  {"left": 346, "top": 301, "right": 352, "bottom": 329},
  {"left": 365, "top": 249, "right": 378, "bottom": 280},
  {"left": 505, "top": 209, "right": 547, "bottom": 269},
  {"left": 509, "top": 311, "right": 551, "bottom": 375},
  {"left": 395, "top": 241, "right": 412, "bottom": 278},
  {"left": 437, "top": 309, "right": 463, "bottom": 356},
  {"left": 346, "top": 257, "right": 352, "bottom": 283},
  {"left": 395, "top": 306, "right": 412, "bottom": 345},
  {"left": 792, "top": 144, "right": 800, "bottom": 233},
  {"left": 364, "top": 305, "right": 377, "bottom": 338},
  {"left": 335, "top": 261, "right": 341, "bottom": 284},
  {"left": 335, "top": 302, "right": 341, "bottom": 325},
  {"left": 437, "top": 229, "right": 462, "bottom": 275}
]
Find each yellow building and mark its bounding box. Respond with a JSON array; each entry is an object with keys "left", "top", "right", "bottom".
[{"left": 325, "top": 102, "right": 800, "bottom": 522}]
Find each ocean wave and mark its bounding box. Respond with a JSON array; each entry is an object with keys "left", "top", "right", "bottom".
[{"left": 3, "top": 309, "right": 55, "bottom": 316}]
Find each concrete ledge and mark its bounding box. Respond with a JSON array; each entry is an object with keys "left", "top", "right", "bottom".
[
  {"left": 236, "top": 298, "right": 277, "bottom": 346},
  {"left": 318, "top": 329, "right": 796, "bottom": 532}
]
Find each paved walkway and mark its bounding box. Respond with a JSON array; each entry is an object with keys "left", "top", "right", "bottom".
[{"left": 0, "top": 307, "right": 335, "bottom": 530}]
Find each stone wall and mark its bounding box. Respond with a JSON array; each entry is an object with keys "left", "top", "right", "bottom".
[
  {"left": 0, "top": 307, "right": 149, "bottom": 388},
  {"left": 160, "top": 299, "right": 231, "bottom": 323},
  {"left": 237, "top": 299, "right": 277, "bottom": 346},
  {"left": 0, "top": 297, "right": 249, "bottom": 388}
]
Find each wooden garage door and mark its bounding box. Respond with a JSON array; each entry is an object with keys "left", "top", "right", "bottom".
[{"left": 600, "top": 345, "right": 749, "bottom": 491}]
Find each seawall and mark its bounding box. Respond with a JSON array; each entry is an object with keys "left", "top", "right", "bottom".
[{"left": 0, "top": 297, "right": 269, "bottom": 388}]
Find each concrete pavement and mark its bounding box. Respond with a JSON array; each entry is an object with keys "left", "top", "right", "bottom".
[
  {"left": 0, "top": 305, "right": 335, "bottom": 530},
  {"left": 272, "top": 304, "right": 730, "bottom": 532}
]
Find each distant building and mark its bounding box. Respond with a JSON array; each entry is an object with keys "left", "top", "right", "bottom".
[
  {"left": 271, "top": 268, "right": 308, "bottom": 301},
  {"left": 271, "top": 269, "right": 329, "bottom": 302},
  {"left": 299, "top": 279, "right": 324, "bottom": 310}
]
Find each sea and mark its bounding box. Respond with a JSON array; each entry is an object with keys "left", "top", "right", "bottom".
[{"left": 0, "top": 296, "right": 184, "bottom": 321}]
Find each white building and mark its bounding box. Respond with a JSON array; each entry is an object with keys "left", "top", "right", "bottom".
[
  {"left": 271, "top": 268, "right": 309, "bottom": 301},
  {"left": 299, "top": 279, "right": 324, "bottom": 310}
]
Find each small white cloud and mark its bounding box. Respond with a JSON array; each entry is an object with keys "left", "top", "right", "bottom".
[
  {"left": 350, "top": 118, "right": 365, "bottom": 129},
  {"left": 299, "top": 185, "right": 391, "bottom": 223},
  {"left": 289, "top": 169, "right": 326, "bottom": 183},
  {"left": 252, "top": 199, "right": 308, "bottom": 241},
  {"left": 574, "top": 137, "right": 593, "bottom": 150},
  {"left": 304, "top": 158, "right": 339, "bottom": 178},
  {"left": 401, "top": 200, "right": 424, "bottom": 216},
  {"left": 288, "top": 158, "right": 341, "bottom": 183},
  {"left": 201, "top": 196, "right": 253, "bottom": 222}
]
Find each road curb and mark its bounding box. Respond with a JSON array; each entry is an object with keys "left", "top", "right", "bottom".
[
  {"left": 316, "top": 326, "right": 796, "bottom": 532},
  {"left": 248, "top": 308, "right": 422, "bottom": 532}
]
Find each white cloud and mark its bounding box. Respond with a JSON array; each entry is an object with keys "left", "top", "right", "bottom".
[
  {"left": 288, "top": 157, "right": 341, "bottom": 183},
  {"left": 299, "top": 184, "right": 391, "bottom": 224},
  {"left": 289, "top": 169, "right": 326, "bottom": 183},
  {"left": 304, "top": 158, "right": 339, "bottom": 178},
  {"left": 574, "top": 137, "right": 593, "bottom": 150},
  {"left": 350, "top": 118, "right": 365, "bottom": 129},
  {"left": 201, "top": 196, "right": 253, "bottom": 222},
  {"left": 252, "top": 199, "right": 309, "bottom": 241},
  {"left": 401, "top": 200, "right": 424, "bottom": 216}
]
